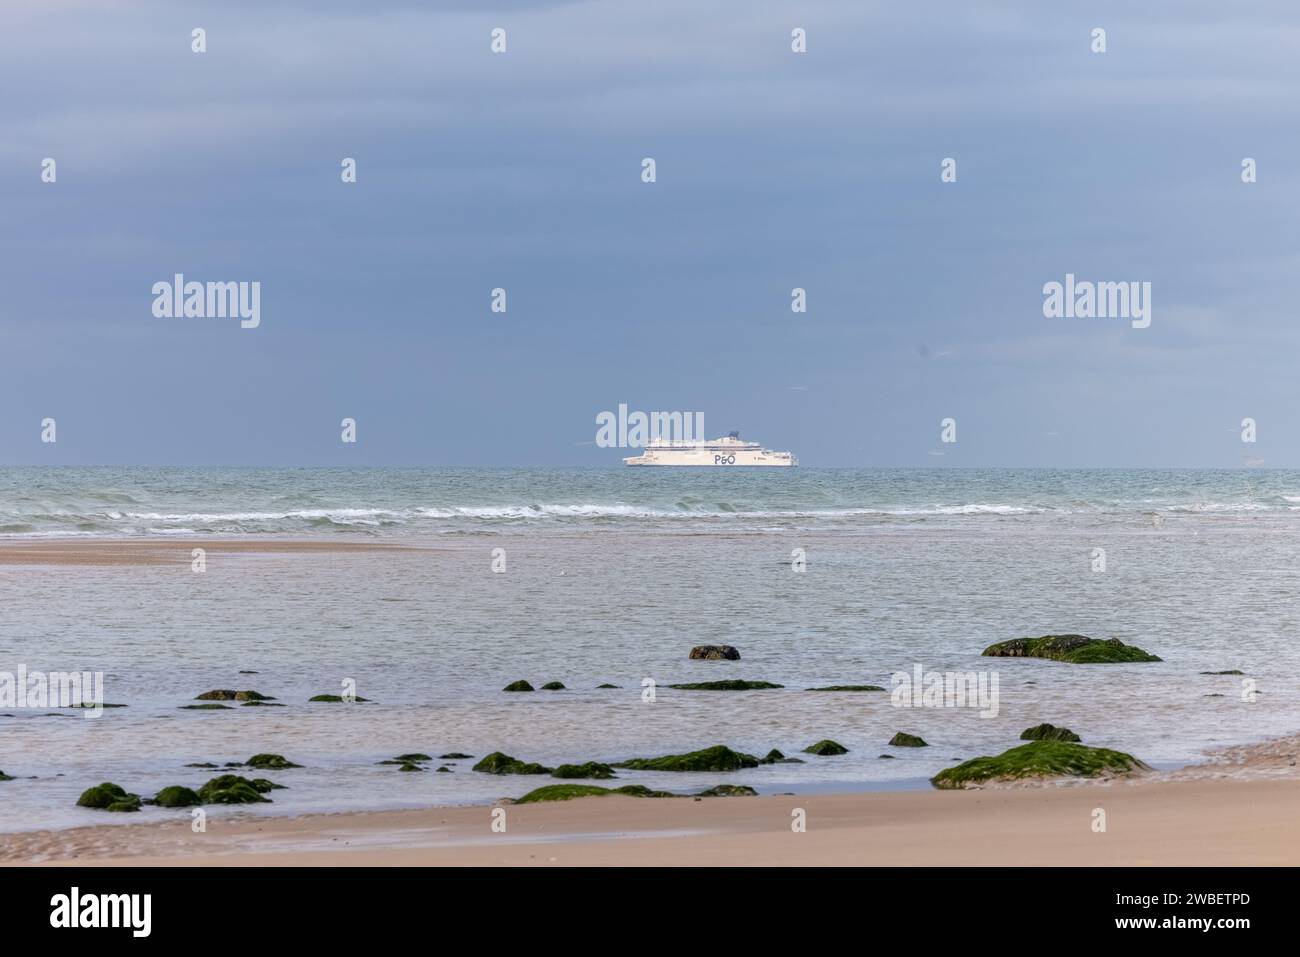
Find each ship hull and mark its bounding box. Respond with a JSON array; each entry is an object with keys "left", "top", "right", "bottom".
[{"left": 623, "top": 449, "right": 796, "bottom": 467}]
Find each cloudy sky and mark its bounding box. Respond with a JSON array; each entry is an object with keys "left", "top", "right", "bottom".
[{"left": 1, "top": 0, "right": 1297, "bottom": 466}]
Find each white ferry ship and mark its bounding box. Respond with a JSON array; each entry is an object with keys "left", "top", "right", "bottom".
[{"left": 623, "top": 432, "right": 797, "bottom": 467}]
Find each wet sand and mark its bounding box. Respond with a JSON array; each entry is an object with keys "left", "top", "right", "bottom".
[
  {"left": 0, "top": 538, "right": 422, "bottom": 566},
  {"left": 3, "top": 777, "right": 1297, "bottom": 867}
]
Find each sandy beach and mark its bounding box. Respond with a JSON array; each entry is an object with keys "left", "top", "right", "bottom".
[{"left": 2, "top": 775, "right": 1296, "bottom": 867}]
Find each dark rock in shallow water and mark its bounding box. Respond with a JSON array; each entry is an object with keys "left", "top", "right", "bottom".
[
  {"left": 982, "top": 634, "right": 1161, "bottom": 663},
  {"left": 878, "top": 754, "right": 895, "bottom": 759},
  {"left": 667, "top": 680, "right": 783, "bottom": 691},
  {"left": 806, "top": 685, "right": 885, "bottom": 692},
  {"left": 502, "top": 680, "right": 535, "bottom": 692},
  {"left": 689, "top": 645, "right": 741, "bottom": 661},
  {"left": 65, "top": 702, "right": 127, "bottom": 709},
  {"left": 540, "top": 681, "right": 566, "bottom": 690},
  {"left": 1020, "top": 723, "right": 1081, "bottom": 742},
  {"left": 438, "top": 752, "right": 472, "bottom": 760},
  {"left": 238, "top": 670, "right": 258, "bottom": 674},
  {"left": 197, "top": 774, "right": 279, "bottom": 804},
  {"left": 889, "top": 732, "right": 928, "bottom": 748},
  {"left": 614, "top": 745, "right": 759, "bottom": 772},
  {"left": 244, "top": 753, "right": 301, "bottom": 769},
  {"left": 596, "top": 683, "right": 620, "bottom": 689},
  {"left": 398, "top": 762, "right": 424, "bottom": 772},
  {"left": 241, "top": 701, "right": 285, "bottom": 707},
  {"left": 931, "top": 741, "right": 1149, "bottom": 789},
  {"left": 76, "top": 782, "right": 140, "bottom": 811},
  {"left": 696, "top": 784, "right": 757, "bottom": 797},
  {"left": 308, "top": 694, "right": 371, "bottom": 702},
  {"left": 436, "top": 766, "right": 452, "bottom": 772},
  {"left": 394, "top": 753, "right": 432, "bottom": 762},
  {"left": 551, "top": 762, "right": 616, "bottom": 779},
  {"left": 516, "top": 783, "right": 675, "bottom": 804},
  {"left": 1201, "top": 670, "right": 1244, "bottom": 675},
  {"left": 195, "top": 689, "right": 274, "bottom": 701},
  {"left": 471, "top": 752, "right": 552, "bottom": 775},
  {"left": 760, "top": 749, "right": 785, "bottom": 764},
  {"left": 803, "top": 739, "right": 849, "bottom": 756},
  {"left": 152, "top": 785, "right": 202, "bottom": 808},
  {"left": 181, "top": 703, "right": 231, "bottom": 710},
  {"left": 0, "top": 770, "right": 13, "bottom": 781}
]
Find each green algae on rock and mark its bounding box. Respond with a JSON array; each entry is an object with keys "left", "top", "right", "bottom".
[
  {"left": 245, "top": 753, "right": 301, "bottom": 769},
  {"left": 471, "top": 751, "right": 552, "bottom": 775},
  {"left": 595, "top": 683, "right": 620, "bottom": 689},
  {"left": 540, "top": 681, "right": 566, "bottom": 690},
  {"left": 308, "top": 694, "right": 371, "bottom": 702},
  {"left": 982, "top": 634, "right": 1161, "bottom": 663},
  {"left": 806, "top": 685, "right": 885, "bottom": 692},
  {"left": 197, "top": 774, "right": 277, "bottom": 804},
  {"left": 802, "top": 739, "right": 849, "bottom": 756},
  {"left": 502, "top": 680, "right": 535, "bottom": 692},
  {"left": 438, "top": 752, "right": 472, "bottom": 760},
  {"left": 695, "top": 784, "right": 757, "bottom": 797},
  {"left": 515, "top": 783, "right": 675, "bottom": 804},
  {"left": 152, "top": 785, "right": 202, "bottom": 808},
  {"left": 0, "top": 770, "right": 12, "bottom": 781},
  {"left": 76, "top": 782, "right": 141, "bottom": 811},
  {"left": 666, "top": 680, "right": 783, "bottom": 691},
  {"left": 930, "top": 741, "right": 1149, "bottom": 789},
  {"left": 1020, "top": 723, "right": 1082, "bottom": 742},
  {"left": 180, "top": 703, "right": 231, "bottom": 710},
  {"left": 551, "top": 762, "right": 616, "bottom": 779},
  {"left": 889, "top": 732, "right": 928, "bottom": 747},
  {"left": 614, "top": 744, "right": 759, "bottom": 772}
]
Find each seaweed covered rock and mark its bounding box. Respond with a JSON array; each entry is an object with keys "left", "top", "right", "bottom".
[
  {"left": 180, "top": 703, "right": 231, "bottom": 710},
  {"left": 394, "top": 753, "right": 432, "bottom": 763},
  {"left": 76, "top": 782, "right": 140, "bottom": 811},
  {"left": 667, "top": 680, "right": 783, "bottom": 691},
  {"left": 982, "top": 634, "right": 1161, "bottom": 663},
  {"left": 471, "top": 752, "right": 551, "bottom": 775},
  {"left": 931, "top": 741, "right": 1149, "bottom": 789},
  {"left": 152, "top": 785, "right": 202, "bottom": 808},
  {"left": 806, "top": 685, "right": 885, "bottom": 692},
  {"left": 1020, "top": 723, "right": 1081, "bottom": 742},
  {"left": 540, "top": 681, "right": 566, "bottom": 691},
  {"left": 889, "top": 732, "right": 928, "bottom": 748},
  {"left": 0, "top": 770, "right": 12, "bottom": 781},
  {"left": 614, "top": 745, "right": 759, "bottom": 772},
  {"left": 245, "top": 753, "right": 301, "bottom": 769},
  {"left": 695, "top": 784, "right": 757, "bottom": 797},
  {"left": 438, "top": 752, "right": 472, "bottom": 760},
  {"left": 689, "top": 645, "right": 741, "bottom": 661},
  {"left": 308, "top": 694, "right": 371, "bottom": 702},
  {"left": 195, "top": 690, "right": 274, "bottom": 701},
  {"left": 515, "top": 783, "right": 675, "bottom": 804},
  {"left": 802, "top": 739, "right": 849, "bottom": 756},
  {"left": 596, "top": 683, "right": 620, "bottom": 689},
  {"left": 197, "top": 774, "right": 276, "bottom": 804},
  {"left": 1201, "top": 670, "right": 1244, "bottom": 675},
  {"left": 551, "top": 762, "right": 616, "bottom": 779},
  {"left": 502, "top": 680, "right": 535, "bottom": 692}
]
